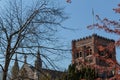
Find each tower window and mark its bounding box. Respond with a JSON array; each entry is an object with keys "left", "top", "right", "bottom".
[
  {"left": 77, "top": 53, "right": 79, "bottom": 58},
  {"left": 98, "top": 50, "right": 106, "bottom": 56},
  {"left": 86, "top": 48, "right": 92, "bottom": 56},
  {"left": 109, "top": 53, "right": 112, "bottom": 58},
  {"left": 74, "top": 52, "right": 82, "bottom": 59},
  {"left": 79, "top": 52, "right": 82, "bottom": 57},
  {"left": 89, "top": 49, "right": 92, "bottom": 55},
  {"left": 74, "top": 53, "right": 79, "bottom": 58}
]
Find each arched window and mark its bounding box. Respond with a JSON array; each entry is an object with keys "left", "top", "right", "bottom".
[
  {"left": 79, "top": 52, "right": 82, "bottom": 57},
  {"left": 77, "top": 53, "right": 79, "bottom": 58},
  {"left": 89, "top": 49, "right": 92, "bottom": 55},
  {"left": 86, "top": 48, "right": 92, "bottom": 56}
]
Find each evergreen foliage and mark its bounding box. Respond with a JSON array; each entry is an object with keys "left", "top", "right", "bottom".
[{"left": 66, "top": 64, "right": 97, "bottom": 80}]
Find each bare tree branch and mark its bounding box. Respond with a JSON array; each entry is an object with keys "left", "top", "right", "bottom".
[{"left": 0, "top": 0, "right": 68, "bottom": 80}]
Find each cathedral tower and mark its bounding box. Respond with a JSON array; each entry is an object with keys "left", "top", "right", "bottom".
[
  {"left": 34, "top": 49, "right": 42, "bottom": 80},
  {"left": 72, "top": 34, "right": 116, "bottom": 70},
  {"left": 35, "top": 49, "right": 42, "bottom": 70},
  {"left": 11, "top": 54, "right": 19, "bottom": 80}
]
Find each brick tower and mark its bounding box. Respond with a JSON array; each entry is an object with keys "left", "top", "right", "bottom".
[{"left": 72, "top": 34, "right": 117, "bottom": 78}]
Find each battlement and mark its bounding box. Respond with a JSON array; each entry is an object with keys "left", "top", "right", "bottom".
[{"left": 72, "top": 34, "right": 115, "bottom": 43}]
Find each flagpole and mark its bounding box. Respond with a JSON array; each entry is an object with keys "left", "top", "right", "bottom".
[{"left": 92, "top": 8, "right": 95, "bottom": 34}]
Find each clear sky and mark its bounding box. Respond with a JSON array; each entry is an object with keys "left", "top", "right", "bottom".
[
  {"left": 0, "top": 0, "right": 120, "bottom": 70},
  {"left": 57, "top": 0, "right": 120, "bottom": 69},
  {"left": 61, "top": 0, "right": 120, "bottom": 40}
]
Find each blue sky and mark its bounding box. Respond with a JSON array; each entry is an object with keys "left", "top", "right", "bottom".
[
  {"left": 61, "top": 0, "right": 120, "bottom": 39},
  {"left": 0, "top": 0, "right": 120, "bottom": 70},
  {"left": 57, "top": 0, "right": 120, "bottom": 69}
]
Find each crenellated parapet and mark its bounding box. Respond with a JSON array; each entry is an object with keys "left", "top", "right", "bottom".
[
  {"left": 92, "top": 34, "right": 115, "bottom": 42},
  {"left": 72, "top": 34, "right": 114, "bottom": 43}
]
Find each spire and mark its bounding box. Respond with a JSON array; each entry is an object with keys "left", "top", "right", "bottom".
[
  {"left": 24, "top": 54, "right": 27, "bottom": 64},
  {"left": 15, "top": 54, "right": 18, "bottom": 63},
  {"left": 11, "top": 54, "right": 19, "bottom": 79},
  {"left": 35, "top": 49, "right": 42, "bottom": 70}
]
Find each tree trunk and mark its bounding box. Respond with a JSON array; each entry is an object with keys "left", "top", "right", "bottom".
[
  {"left": 2, "top": 71, "right": 7, "bottom": 80},
  {"left": 2, "top": 56, "right": 10, "bottom": 80}
]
